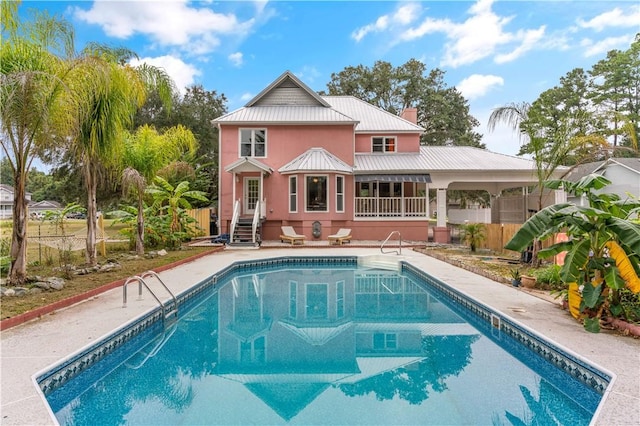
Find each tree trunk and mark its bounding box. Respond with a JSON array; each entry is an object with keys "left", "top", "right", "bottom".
[
  {"left": 135, "top": 193, "right": 145, "bottom": 255},
  {"left": 84, "top": 162, "right": 98, "bottom": 266},
  {"left": 9, "top": 171, "right": 28, "bottom": 285}
]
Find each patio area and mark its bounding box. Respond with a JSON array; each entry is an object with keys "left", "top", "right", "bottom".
[{"left": 1, "top": 246, "right": 638, "bottom": 425}]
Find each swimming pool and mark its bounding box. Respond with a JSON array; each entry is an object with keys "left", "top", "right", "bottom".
[{"left": 38, "top": 257, "right": 609, "bottom": 425}]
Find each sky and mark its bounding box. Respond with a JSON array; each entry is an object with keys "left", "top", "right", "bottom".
[{"left": 20, "top": 0, "right": 640, "bottom": 157}]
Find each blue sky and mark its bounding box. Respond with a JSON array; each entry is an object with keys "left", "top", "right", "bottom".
[{"left": 21, "top": 0, "right": 640, "bottom": 156}]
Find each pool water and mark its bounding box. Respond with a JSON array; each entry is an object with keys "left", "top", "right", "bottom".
[{"left": 44, "top": 261, "right": 602, "bottom": 425}]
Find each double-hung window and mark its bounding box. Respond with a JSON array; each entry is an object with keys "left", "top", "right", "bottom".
[
  {"left": 289, "top": 176, "right": 297, "bottom": 213},
  {"left": 372, "top": 136, "right": 396, "bottom": 153},
  {"left": 335, "top": 175, "right": 344, "bottom": 212},
  {"left": 240, "top": 129, "right": 266, "bottom": 157}
]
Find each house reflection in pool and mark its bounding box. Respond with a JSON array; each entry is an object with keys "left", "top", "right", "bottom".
[{"left": 214, "top": 267, "right": 480, "bottom": 420}]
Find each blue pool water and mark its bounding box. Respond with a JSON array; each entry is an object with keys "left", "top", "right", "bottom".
[{"left": 41, "top": 258, "right": 605, "bottom": 425}]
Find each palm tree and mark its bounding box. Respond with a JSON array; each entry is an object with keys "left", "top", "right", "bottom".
[
  {"left": 121, "top": 125, "right": 197, "bottom": 255},
  {"left": 487, "top": 101, "right": 531, "bottom": 138},
  {"left": 0, "top": 4, "right": 76, "bottom": 284},
  {"left": 68, "top": 46, "right": 176, "bottom": 266}
]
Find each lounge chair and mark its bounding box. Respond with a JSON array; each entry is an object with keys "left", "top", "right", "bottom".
[
  {"left": 328, "top": 228, "right": 352, "bottom": 245},
  {"left": 280, "top": 226, "right": 306, "bottom": 245}
]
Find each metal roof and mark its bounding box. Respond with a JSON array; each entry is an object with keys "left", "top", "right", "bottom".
[
  {"left": 213, "top": 72, "right": 423, "bottom": 133},
  {"left": 278, "top": 147, "right": 353, "bottom": 174},
  {"left": 214, "top": 105, "right": 356, "bottom": 124},
  {"left": 224, "top": 157, "right": 274, "bottom": 174},
  {"left": 323, "top": 96, "right": 423, "bottom": 133},
  {"left": 354, "top": 146, "right": 549, "bottom": 173}
]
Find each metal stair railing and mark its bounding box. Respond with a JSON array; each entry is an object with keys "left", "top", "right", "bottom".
[
  {"left": 381, "top": 231, "right": 402, "bottom": 255},
  {"left": 230, "top": 199, "right": 240, "bottom": 243},
  {"left": 251, "top": 200, "right": 261, "bottom": 244}
]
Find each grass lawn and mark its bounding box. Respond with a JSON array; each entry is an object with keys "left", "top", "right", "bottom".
[{"left": 1, "top": 218, "right": 215, "bottom": 320}]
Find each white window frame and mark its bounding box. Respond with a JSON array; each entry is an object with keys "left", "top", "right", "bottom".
[
  {"left": 289, "top": 176, "right": 298, "bottom": 213},
  {"left": 335, "top": 175, "right": 344, "bottom": 213},
  {"left": 239, "top": 128, "right": 267, "bottom": 158},
  {"left": 372, "top": 136, "right": 396, "bottom": 153}
]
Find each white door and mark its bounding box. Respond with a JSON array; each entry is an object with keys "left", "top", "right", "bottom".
[{"left": 243, "top": 177, "right": 259, "bottom": 215}]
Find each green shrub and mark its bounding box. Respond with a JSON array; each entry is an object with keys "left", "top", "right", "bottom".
[
  {"left": 459, "top": 223, "right": 486, "bottom": 252},
  {"left": 533, "top": 264, "right": 564, "bottom": 290}
]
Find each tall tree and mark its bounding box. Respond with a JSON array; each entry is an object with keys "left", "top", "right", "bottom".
[
  {"left": 324, "top": 59, "right": 483, "bottom": 147},
  {"left": 589, "top": 34, "right": 640, "bottom": 153},
  {"left": 0, "top": 3, "right": 75, "bottom": 284},
  {"left": 121, "top": 124, "right": 197, "bottom": 255},
  {"left": 66, "top": 45, "right": 176, "bottom": 266},
  {"left": 135, "top": 85, "right": 227, "bottom": 203}
]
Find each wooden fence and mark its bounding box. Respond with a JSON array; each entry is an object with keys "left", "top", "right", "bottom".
[{"left": 186, "top": 208, "right": 214, "bottom": 235}]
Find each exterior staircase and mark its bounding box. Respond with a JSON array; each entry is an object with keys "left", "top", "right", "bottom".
[{"left": 228, "top": 217, "right": 261, "bottom": 248}]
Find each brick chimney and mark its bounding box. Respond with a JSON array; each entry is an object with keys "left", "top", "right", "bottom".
[{"left": 400, "top": 107, "right": 417, "bottom": 124}]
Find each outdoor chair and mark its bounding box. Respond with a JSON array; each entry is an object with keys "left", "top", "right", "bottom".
[
  {"left": 280, "top": 226, "right": 306, "bottom": 245},
  {"left": 328, "top": 228, "right": 352, "bottom": 245}
]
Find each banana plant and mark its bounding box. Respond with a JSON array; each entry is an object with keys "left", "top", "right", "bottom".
[{"left": 505, "top": 173, "right": 640, "bottom": 332}]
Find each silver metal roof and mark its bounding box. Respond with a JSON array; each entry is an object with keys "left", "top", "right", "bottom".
[
  {"left": 278, "top": 147, "right": 353, "bottom": 174},
  {"left": 354, "top": 146, "right": 547, "bottom": 173},
  {"left": 323, "top": 96, "right": 423, "bottom": 133},
  {"left": 214, "top": 105, "right": 356, "bottom": 124},
  {"left": 224, "top": 157, "right": 273, "bottom": 174},
  {"left": 213, "top": 71, "right": 423, "bottom": 133}
]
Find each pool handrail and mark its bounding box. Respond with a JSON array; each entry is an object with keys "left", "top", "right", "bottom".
[{"left": 381, "top": 230, "right": 402, "bottom": 255}]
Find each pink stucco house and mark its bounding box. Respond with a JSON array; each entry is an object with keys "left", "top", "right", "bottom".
[
  {"left": 213, "top": 70, "right": 553, "bottom": 246},
  {"left": 213, "top": 71, "right": 432, "bottom": 246}
]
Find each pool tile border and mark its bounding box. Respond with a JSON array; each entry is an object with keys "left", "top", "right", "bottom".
[{"left": 37, "top": 255, "right": 610, "bottom": 401}]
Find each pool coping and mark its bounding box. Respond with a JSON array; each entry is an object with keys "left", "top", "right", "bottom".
[{"left": 1, "top": 247, "right": 638, "bottom": 426}]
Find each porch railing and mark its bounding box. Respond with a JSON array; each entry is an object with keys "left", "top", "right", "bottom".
[{"left": 355, "top": 197, "right": 427, "bottom": 218}]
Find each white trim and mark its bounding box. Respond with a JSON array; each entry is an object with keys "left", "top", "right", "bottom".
[
  {"left": 371, "top": 135, "right": 397, "bottom": 153},
  {"left": 335, "top": 175, "right": 344, "bottom": 213},
  {"left": 289, "top": 176, "right": 298, "bottom": 213},
  {"left": 238, "top": 128, "right": 267, "bottom": 158}
]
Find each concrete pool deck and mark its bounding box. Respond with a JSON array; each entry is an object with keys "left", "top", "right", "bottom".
[{"left": 1, "top": 246, "right": 639, "bottom": 425}]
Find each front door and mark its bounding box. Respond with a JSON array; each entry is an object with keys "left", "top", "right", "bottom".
[{"left": 243, "top": 177, "right": 259, "bottom": 215}]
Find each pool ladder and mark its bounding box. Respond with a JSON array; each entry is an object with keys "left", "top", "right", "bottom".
[
  {"left": 123, "top": 270, "right": 178, "bottom": 322},
  {"left": 381, "top": 231, "right": 402, "bottom": 255}
]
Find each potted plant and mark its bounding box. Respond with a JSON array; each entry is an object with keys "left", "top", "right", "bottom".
[
  {"left": 520, "top": 274, "right": 537, "bottom": 288},
  {"left": 510, "top": 269, "right": 521, "bottom": 287}
]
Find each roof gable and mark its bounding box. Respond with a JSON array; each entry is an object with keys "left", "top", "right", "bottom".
[
  {"left": 278, "top": 147, "right": 352, "bottom": 174},
  {"left": 245, "top": 71, "right": 330, "bottom": 108}
]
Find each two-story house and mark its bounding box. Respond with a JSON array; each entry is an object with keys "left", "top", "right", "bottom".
[{"left": 214, "top": 71, "right": 556, "bottom": 245}]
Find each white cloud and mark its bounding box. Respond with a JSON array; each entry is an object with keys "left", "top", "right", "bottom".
[
  {"left": 74, "top": 0, "right": 255, "bottom": 56},
  {"left": 577, "top": 5, "right": 640, "bottom": 32},
  {"left": 228, "top": 52, "right": 243, "bottom": 67},
  {"left": 396, "top": 0, "right": 544, "bottom": 68},
  {"left": 129, "top": 55, "right": 201, "bottom": 94},
  {"left": 580, "top": 34, "right": 636, "bottom": 57},
  {"left": 352, "top": 2, "right": 421, "bottom": 42},
  {"left": 240, "top": 92, "right": 254, "bottom": 102},
  {"left": 457, "top": 74, "right": 504, "bottom": 100},
  {"left": 495, "top": 26, "right": 545, "bottom": 64}
]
